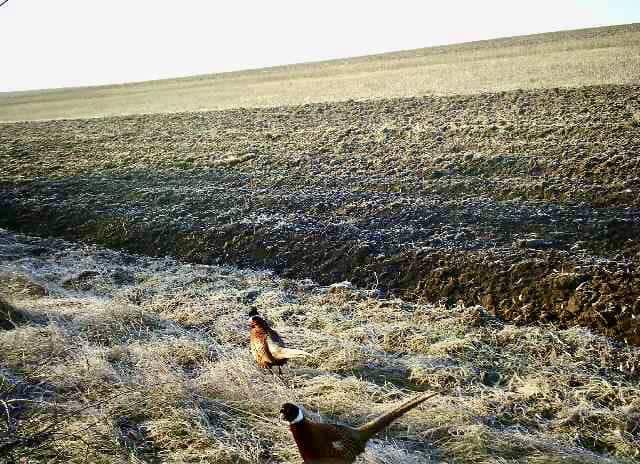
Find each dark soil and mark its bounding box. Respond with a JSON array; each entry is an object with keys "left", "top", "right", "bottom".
[{"left": 1, "top": 84, "right": 639, "bottom": 343}]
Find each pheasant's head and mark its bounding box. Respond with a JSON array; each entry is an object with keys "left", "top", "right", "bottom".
[
  {"left": 248, "top": 307, "right": 264, "bottom": 328},
  {"left": 249, "top": 315, "right": 267, "bottom": 329},
  {"left": 280, "top": 403, "right": 304, "bottom": 424}
]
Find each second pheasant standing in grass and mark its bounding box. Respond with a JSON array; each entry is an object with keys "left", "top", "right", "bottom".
[{"left": 248, "top": 308, "right": 310, "bottom": 374}]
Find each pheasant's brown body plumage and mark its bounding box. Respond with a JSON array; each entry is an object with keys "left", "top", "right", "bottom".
[
  {"left": 289, "top": 421, "right": 365, "bottom": 464},
  {"left": 282, "top": 392, "right": 437, "bottom": 464},
  {"left": 248, "top": 311, "right": 310, "bottom": 372},
  {"left": 250, "top": 322, "right": 286, "bottom": 369}
]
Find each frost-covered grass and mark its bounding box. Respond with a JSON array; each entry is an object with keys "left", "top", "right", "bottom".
[{"left": 1, "top": 230, "right": 639, "bottom": 463}]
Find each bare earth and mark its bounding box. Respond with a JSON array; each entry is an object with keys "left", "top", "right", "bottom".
[{"left": 1, "top": 84, "right": 639, "bottom": 345}]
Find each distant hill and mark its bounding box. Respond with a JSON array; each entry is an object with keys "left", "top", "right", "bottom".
[{"left": 1, "top": 23, "right": 638, "bottom": 121}]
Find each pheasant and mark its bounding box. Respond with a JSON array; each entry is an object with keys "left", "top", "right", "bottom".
[
  {"left": 248, "top": 308, "right": 310, "bottom": 374},
  {"left": 280, "top": 392, "right": 437, "bottom": 463}
]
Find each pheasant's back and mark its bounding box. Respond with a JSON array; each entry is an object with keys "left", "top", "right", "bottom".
[
  {"left": 328, "top": 425, "right": 367, "bottom": 463},
  {"left": 267, "top": 326, "right": 285, "bottom": 346},
  {"left": 292, "top": 422, "right": 366, "bottom": 463}
]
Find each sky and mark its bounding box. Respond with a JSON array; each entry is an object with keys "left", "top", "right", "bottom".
[{"left": 1, "top": 0, "right": 639, "bottom": 92}]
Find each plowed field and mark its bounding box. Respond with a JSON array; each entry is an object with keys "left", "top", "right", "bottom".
[{"left": 1, "top": 84, "right": 639, "bottom": 344}]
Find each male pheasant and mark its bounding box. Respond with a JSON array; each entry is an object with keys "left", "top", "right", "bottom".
[
  {"left": 280, "top": 392, "right": 437, "bottom": 463},
  {"left": 248, "top": 308, "right": 310, "bottom": 374}
]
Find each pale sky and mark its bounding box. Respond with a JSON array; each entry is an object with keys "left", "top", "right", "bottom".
[{"left": 1, "top": 0, "right": 638, "bottom": 92}]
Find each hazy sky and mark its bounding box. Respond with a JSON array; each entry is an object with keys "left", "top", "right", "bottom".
[{"left": 1, "top": 0, "right": 638, "bottom": 92}]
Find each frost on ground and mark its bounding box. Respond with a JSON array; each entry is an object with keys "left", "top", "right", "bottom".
[{"left": 1, "top": 229, "right": 639, "bottom": 463}]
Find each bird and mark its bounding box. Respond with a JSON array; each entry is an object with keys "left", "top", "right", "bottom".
[
  {"left": 280, "top": 392, "right": 437, "bottom": 463},
  {"left": 248, "top": 307, "right": 310, "bottom": 374}
]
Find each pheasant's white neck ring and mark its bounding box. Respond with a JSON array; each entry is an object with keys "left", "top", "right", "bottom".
[{"left": 290, "top": 408, "right": 304, "bottom": 424}]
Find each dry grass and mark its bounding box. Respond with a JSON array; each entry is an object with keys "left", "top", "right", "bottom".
[
  {"left": 1, "top": 24, "right": 639, "bottom": 121},
  {"left": 1, "top": 230, "right": 639, "bottom": 463}
]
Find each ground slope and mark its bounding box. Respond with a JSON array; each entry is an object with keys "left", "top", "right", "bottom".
[
  {"left": 1, "top": 84, "right": 639, "bottom": 344},
  {"left": 1, "top": 24, "right": 639, "bottom": 121},
  {"left": 1, "top": 229, "right": 639, "bottom": 463}
]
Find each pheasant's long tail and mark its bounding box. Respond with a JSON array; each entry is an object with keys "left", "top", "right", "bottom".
[
  {"left": 356, "top": 392, "right": 437, "bottom": 441},
  {"left": 273, "top": 347, "right": 311, "bottom": 360}
]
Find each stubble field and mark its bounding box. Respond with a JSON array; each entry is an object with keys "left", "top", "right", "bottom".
[{"left": 1, "top": 24, "right": 639, "bottom": 122}]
